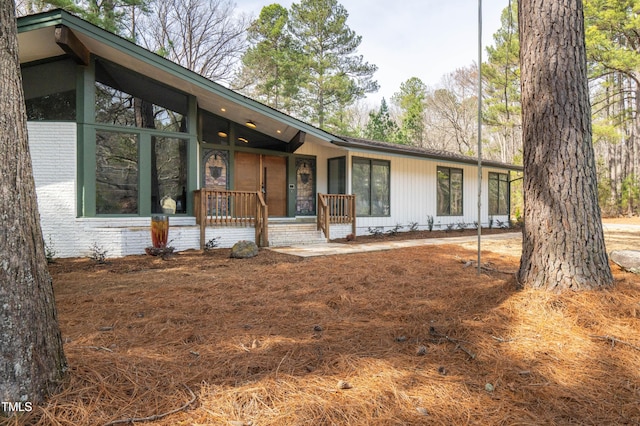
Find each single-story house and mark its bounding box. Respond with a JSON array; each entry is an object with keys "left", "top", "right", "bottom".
[{"left": 17, "top": 9, "right": 522, "bottom": 258}]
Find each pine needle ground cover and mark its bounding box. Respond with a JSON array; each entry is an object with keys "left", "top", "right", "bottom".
[{"left": 6, "top": 223, "right": 640, "bottom": 425}]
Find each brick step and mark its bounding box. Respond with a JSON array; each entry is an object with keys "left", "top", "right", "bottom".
[{"left": 267, "top": 223, "right": 327, "bottom": 247}]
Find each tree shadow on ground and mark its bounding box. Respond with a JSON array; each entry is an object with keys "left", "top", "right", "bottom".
[{"left": 13, "top": 246, "right": 640, "bottom": 425}]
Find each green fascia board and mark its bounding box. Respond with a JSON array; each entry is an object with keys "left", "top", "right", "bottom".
[
  {"left": 17, "top": 9, "right": 341, "bottom": 144},
  {"left": 17, "top": 9, "right": 64, "bottom": 32}
]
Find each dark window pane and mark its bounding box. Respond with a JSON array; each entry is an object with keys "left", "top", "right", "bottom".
[
  {"left": 489, "top": 172, "right": 509, "bottom": 215},
  {"left": 151, "top": 137, "right": 188, "bottom": 214},
  {"left": 488, "top": 173, "right": 499, "bottom": 215},
  {"left": 437, "top": 168, "right": 450, "bottom": 215},
  {"left": 22, "top": 59, "right": 76, "bottom": 121},
  {"left": 95, "top": 59, "right": 187, "bottom": 132},
  {"left": 437, "top": 167, "right": 463, "bottom": 216},
  {"left": 371, "top": 161, "right": 390, "bottom": 215},
  {"left": 96, "top": 131, "right": 139, "bottom": 214},
  {"left": 328, "top": 157, "right": 346, "bottom": 194},
  {"left": 353, "top": 160, "right": 371, "bottom": 216},
  {"left": 26, "top": 90, "right": 76, "bottom": 121},
  {"left": 451, "top": 169, "right": 463, "bottom": 215},
  {"left": 201, "top": 111, "right": 230, "bottom": 145},
  {"left": 95, "top": 82, "right": 136, "bottom": 127},
  {"left": 352, "top": 157, "right": 390, "bottom": 217}
]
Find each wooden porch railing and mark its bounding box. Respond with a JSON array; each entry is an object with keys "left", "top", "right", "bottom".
[
  {"left": 317, "top": 193, "right": 356, "bottom": 241},
  {"left": 195, "top": 189, "right": 268, "bottom": 248}
]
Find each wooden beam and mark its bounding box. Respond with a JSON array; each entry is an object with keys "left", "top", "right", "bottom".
[
  {"left": 55, "top": 25, "right": 89, "bottom": 66},
  {"left": 286, "top": 130, "right": 306, "bottom": 153}
]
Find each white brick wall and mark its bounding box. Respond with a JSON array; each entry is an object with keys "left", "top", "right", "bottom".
[
  {"left": 28, "top": 122, "right": 79, "bottom": 258},
  {"left": 27, "top": 122, "right": 259, "bottom": 258}
]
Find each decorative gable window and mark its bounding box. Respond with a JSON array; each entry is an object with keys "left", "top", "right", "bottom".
[
  {"left": 437, "top": 166, "right": 463, "bottom": 216},
  {"left": 95, "top": 59, "right": 188, "bottom": 132}
]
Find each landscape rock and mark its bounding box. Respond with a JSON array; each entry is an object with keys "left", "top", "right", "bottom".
[
  {"left": 230, "top": 240, "right": 259, "bottom": 259},
  {"left": 610, "top": 250, "right": 640, "bottom": 274},
  {"left": 337, "top": 380, "right": 352, "bottom": 390}
]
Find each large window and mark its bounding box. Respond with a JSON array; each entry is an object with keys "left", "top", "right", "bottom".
[
  {"left": 95, "top": 58, "right": 188, "bottom": 132},
  {"left": 151, "top": 137, "right": 188, "bottom": 214},
  {"left": 489, "top": 172, "right": 509, "bottom": 215},
  {"left": 96, "top": 131, "right": 139, "bottom": 214},
  {"left": 437, "top": 167, "right": 463, "bottom": 216},
  {"left": 353, "top": 157, "right": 390, "bottom": 216},
  {"left": 91, "top": 58, "right": 193, "bottom": 216}
]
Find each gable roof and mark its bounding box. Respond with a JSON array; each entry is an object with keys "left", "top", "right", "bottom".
[{"left": 336, "top": 137, "right": 522, "bottom": 171}]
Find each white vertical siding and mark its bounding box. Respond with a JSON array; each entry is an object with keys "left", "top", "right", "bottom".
[{"left": 341, "top": 149, "right": 511, "bottom": 235}]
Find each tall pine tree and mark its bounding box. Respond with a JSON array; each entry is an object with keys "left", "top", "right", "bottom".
[
  {"left": 1, "top": 0, "right": 67, "bottom": 409},
  {"left": 288, "top": 0, "right": 378, "bottom": 129},
  {"left": 518, "top": 0, "right": 613, "bottom": 291},
  {"left": 235, "top": 4, "right": 303, "bottom": 113},
  {"left": 392, "top": 77, "right": 427, "bottom": 145}
]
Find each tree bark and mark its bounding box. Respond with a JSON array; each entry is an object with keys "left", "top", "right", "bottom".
[
  {"left": 0, "top": 1, "right": 67, "bottom": 410},
  {"left": 517, "top": 0, "right": 613, "bottom": 291}
]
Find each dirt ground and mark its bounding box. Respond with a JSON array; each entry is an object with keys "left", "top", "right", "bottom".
[{"left": 6, "top": 220, "right": 640, "bottom": 425}]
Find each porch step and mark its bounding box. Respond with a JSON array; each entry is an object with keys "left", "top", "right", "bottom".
[{"left": 267, "top": 222, "right": 327, "bottom": 247}]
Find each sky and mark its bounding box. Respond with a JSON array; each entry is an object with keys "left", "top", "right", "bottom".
[{"left": 234, "top": 0, "right": 510, "bottom": 107}]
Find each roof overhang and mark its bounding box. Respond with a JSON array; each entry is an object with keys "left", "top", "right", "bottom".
[
  {"left": 333, "top": 138, "right": 523, "bottom": 171},
  {"left": 17, "top": 9, "right": 341, "bottom": 149}
]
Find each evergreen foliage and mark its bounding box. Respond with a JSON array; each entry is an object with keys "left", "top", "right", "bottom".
[
  {"left": 235, "top": 4, "right": 303, "bottom": 113},
  {"left": 38, "top": 0, "right": 147, "bottom": 38},
  {"left": 364, "top": 98, "right": 400, "bottom": 142},
  {"left": 238, "top": 0, "right": 378, "bottom": 131},
  {"left": 392, "top": 77, "right": 427, "bottom": 145}
]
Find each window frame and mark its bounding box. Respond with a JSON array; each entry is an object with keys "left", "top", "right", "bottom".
[
  {"left": 91, "top": 125, "right": 192, "bottom": 217},
  {"left": 488, "top": 171, "right": 510, "bottom": 216},
  {"left": 352, "top": 156, "right": 391, "bottom": 217},
  {"left": 78, "top": 55, "right": 198, "bottom": 218},
  {"left": 437, "top": 166, "right": 464, "bottom": 216}
]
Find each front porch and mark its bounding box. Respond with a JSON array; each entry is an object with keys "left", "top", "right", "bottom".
[{"left": 194, "top": 189, "right": 356, "bottom": 248}]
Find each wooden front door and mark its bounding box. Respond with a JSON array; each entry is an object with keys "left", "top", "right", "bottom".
[{"left": 235, "top": 152, "right": 287, "bottom": 217}]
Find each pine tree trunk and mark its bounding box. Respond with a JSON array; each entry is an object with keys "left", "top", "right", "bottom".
[
  {"left": 0, "top": 1, "right": 67, "bottom": 409},
  {"left": 517, "top": 0, "right": 613, "bottom": 291}
]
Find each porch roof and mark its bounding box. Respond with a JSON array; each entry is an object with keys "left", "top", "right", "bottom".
[{"left": 334, "top": 137, "right": 523, "bottom": 171}]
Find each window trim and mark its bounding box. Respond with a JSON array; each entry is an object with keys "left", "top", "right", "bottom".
[{"left": 437, "top": 166, "right": 464, "bottom": 216}]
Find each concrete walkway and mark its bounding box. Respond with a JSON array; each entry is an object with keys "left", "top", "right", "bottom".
[{"left": 269, "top": 232, "right": 522, "bottom": 257}]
